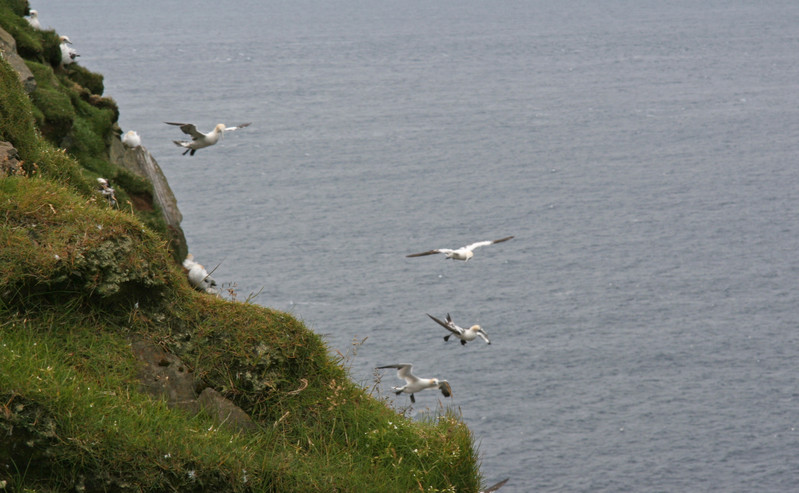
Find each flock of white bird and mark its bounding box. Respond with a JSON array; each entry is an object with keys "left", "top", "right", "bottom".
[
  {"left": 377, "top": 237, "right": 514, "bottom": 402},
  {"left": 27, "top": 6, "right": 510, "bottom": 488}
]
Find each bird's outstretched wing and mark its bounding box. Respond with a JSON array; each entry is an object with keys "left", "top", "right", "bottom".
[
  {"left": 427, "top": 313, "right": 462, "bottom": 336},
  {"left": 465, "top": 236, "right": 514, "bottom": 251},
  {"left": 376, "top": 364, "right": 416, "bottom": 383},
  {"left": 165, "top": 122, "right": 203, "bottom": 139},
  {"left": 407, "top": 248, "right": 451, "bottom": 258},
  {"left": 225, "top": 122, "right": 251, "bottom": 131},
  {"left": 480, "top": 478, "right": 509, "bottom": 493}
]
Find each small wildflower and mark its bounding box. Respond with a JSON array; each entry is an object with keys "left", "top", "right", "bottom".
[{"left": 187, "top": 470, "right": 196, "bottom": 481}]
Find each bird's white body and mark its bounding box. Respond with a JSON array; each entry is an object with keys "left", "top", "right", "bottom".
[
  {"left": 122, "top": 130, "right": 141, "bottom": 148},
  {"left": 166, "top": 122, "right": 251, "bottom": 156},
  {"left": 183, "top": 254, "right": 218, "bottom": 295},
  {"left": 407, "top": 236, "right": 514, "bottom": 262},
  {"left": 26, "top": 10, "right": 40, "bottom": 30},
  {"left": 59, "top": 36, "right": 78, "bottom": 66},
  {"left": 377, "top": 364, "right": 451, "bottom": 403},
  {"left": 96, "top": 178, "right": 117, "bottom": 208},
  {"left": 427, "top": 313, "right": 491, "bottom": 345}
]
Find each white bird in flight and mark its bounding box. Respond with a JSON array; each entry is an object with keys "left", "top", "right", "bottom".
[
  {"left": 59, "top": 36, "right": 79, "bottom": 66},
  {"left": 427, "top": 313, "right": 491, "bottom": 345},
  {"left": 165, "top": 121, "right": 251, "bottom": 156},
  {"left": 26, "top": 10, "right": 40, "bottom": 30},
  {"left": 376, "top": 364, "right": 452, "bottom": 403},
  {"left": 406, "top": 236, "right": 514, "bottom": 261},
  {"left": 480, "top": 478, "right": 510, "bottom": 493}
]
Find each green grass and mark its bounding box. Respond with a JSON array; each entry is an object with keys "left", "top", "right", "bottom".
[{"left": 0, "top": 2, "right": 484, "bottom": 490}]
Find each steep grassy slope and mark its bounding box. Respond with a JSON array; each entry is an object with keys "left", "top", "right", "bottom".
[{"left": 0, "top": 2, "right": 482, "bottom": 491}]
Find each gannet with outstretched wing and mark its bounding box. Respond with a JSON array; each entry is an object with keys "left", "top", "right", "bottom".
[
  {"left": 427, "top": 313, "right": 491, "bottom": 345},
  {"left": 376, "top": 364, "right": 451, "bottom": 403},
  {"left": 406, "top": 236, "right": 514, "bottom": 261},
  {"left": 165, "top": 121, "right": 251, "bottom": 156}
]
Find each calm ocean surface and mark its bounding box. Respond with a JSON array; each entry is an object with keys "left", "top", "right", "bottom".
[{"left": 34, "top": 1, "right": 799, "bottom": 490}]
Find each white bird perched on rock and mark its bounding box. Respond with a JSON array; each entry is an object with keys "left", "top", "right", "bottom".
[
  {"left": 165, "top": 121, "right": 251, "bottom": 156},
  {"left": 376, "top": 364, "right": 451, "bottom": 404},
  {"left": 182, "top": 254, "right": 219, "bottom": 295},
  {"left": 406, "top": 236, "right": 514, "bottom": 261},
  {"left": 59, "top": 35, "right": 79, "bottom": 66},
  {"left": 122, "top": 130, "right": 142, "bottom": 148},
  {"left": 427, "top": 313, "right": 491, "bottom": 345},
  {"left": 26, "top": 10, "right": 40, "bottom": 30}
]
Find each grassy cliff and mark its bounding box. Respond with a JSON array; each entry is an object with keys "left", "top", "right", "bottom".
[{"left": 0, "top": 2, "right": 482, "bottom": 491}]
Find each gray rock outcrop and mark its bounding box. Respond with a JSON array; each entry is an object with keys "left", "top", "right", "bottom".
[
  {"left": 0, "top": 141, "right": 23, "bottom": 175},
  {"left": 131, "top": 339, "right": 259, "bottom": 434},
  {"left": 0, "top": 27, "right": 36, "bottom": 93},
  {"left": 109, "top": 136, "right": 188, "bottom": 260}
]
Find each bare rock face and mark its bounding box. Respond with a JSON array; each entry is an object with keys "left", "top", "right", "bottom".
[
  {"left": 198, "top": 388, "right": 259, "bottom": 433},
  {"left": 0, "top": 141, "right": 23, "bottom": 175},
  {"left": 132, "top": 339, "right": 199, "bottom": 414},
  {"left": 0, "top": 27, "right": 37, "bottom": 93},
  {"left": 131, "top": 339, "right": 259, "bottom": 434},
  {"left": 108, "top": 136, "right": 188, "bottom": 261}
]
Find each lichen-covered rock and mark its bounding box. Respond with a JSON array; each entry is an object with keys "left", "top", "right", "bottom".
[
  {"left": 0, "top": 140, "right": 22, "bottom": 174},
  {"left": 71, "top": 235, "right": 162, "bottom": 297}
]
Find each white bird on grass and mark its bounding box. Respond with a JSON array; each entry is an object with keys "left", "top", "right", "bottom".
[
  {"left": 122, "top": 130, "right": 141, "bottom": 148},
  {"left": 376, "top": 364, "right": 451, "bottom": 404},
  {"left": 96, "top": 177, "right": 117, "bottom": 208},
  {"left": 165, "top": 121, "right": 251, "bottom": 156},
  {"left": 26, "top": 10, "right": 40, "bottom": 30},
  {"left": 59, "top": 36, "right": 79, "bottom": 66},
  {"left": 406, "top": 236, "right": 514, "bottom": 261},
  {"left": 182, "top": 254, "right": 219, "bottom": 295},
  {"left": 427, "top": 313, "right": 491, "bottom": 345}
]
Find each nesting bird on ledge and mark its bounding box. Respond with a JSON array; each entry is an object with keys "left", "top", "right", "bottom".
[
  {"left": 165, "top": 121, "right": 251, "bottom": 156},
  {"left": 59, "top": 36, "right": 79, "bottom": 67},
  {"left": 122, "top": 130, "right": 142, "bottom": 148},
  {"left": 26, "top": 9, "right": 40, "bottom": 30}
]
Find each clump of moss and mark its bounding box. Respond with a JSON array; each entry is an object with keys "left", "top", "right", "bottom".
[{"left": 0, "top": 177, "right": 171, "bottom": 309}]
